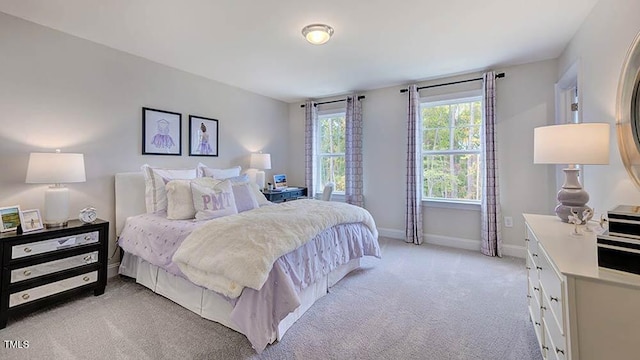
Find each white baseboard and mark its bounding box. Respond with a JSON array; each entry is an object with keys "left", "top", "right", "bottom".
[
  {"left": 377, "top": 227, "right": 525, "bottom": 258},
  {"left": 107, "top": 262, "right": 121, "bottom": 278}
]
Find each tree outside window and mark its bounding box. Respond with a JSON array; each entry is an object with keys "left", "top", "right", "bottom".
[
  {"left": 316, "top": 112, "right": 346, "bottom": 193},
  {"left": 421, "top": 96, "right": 483, "bottom": 202}
]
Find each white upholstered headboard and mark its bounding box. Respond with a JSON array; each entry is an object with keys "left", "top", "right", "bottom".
[{"left": 115, "top": 172, "right": 146, "bottom": 237}]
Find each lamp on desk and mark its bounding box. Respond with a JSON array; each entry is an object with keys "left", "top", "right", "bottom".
[
  {"left": 250, "top": 153, "right": 271, "bottom": 190},
  {"left": 534, "top": 123, "right": 610, "bottom": 222},
  {"left": 26, "top": 150, "right": 86, "bottom": 228}
]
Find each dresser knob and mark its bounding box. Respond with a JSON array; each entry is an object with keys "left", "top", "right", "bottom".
[
  {"left": 534, "top": 286, "right": 540, "bottom": 292},
  {"left": 556, "top": 347, "right": 565, "bottom": 355},
  {"left": 525, "top": 238, "right": 530, "bottom": 242},
  {"left": 550, "top": 296, "right": 559, "bottom": 302},
  {"left": 84, "top": 235, "right": 91, "bottom": 241},
  {"left": 532, "top": 253, "right": 538, "bottom": 257},
  {"left": 542, "top": 345, "right": 549, "bottom": 351},
  {"left": 83, "top": 276, "right": 90, "bottom": 282},
  {"left": 23, "top": 270, "right": 32, "bottom": 276},
  {"left": 23, "top": 247, "right": 32, "bottom": 253},
  {"left": 526, "top": 266, "right": 531, "bottom": 270},
  {"left": 534, "top": 321, "right": 541, "bottom": 326},
  {"left": 526, "top": 295, "right": 532, "bottom": 299},
  {"left": 536, "top": 266, "right": 543, "bottom": 270},
  {"left": 540, "top": 305, "right": 547, "bottom": 311},
  {"left": 21, "top": 293, "right": 30, "bottom": 300}
]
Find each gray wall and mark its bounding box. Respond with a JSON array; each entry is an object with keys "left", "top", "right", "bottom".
[
  {"left": 289, "top": 60, "right": 558, "bottom": 255},
  {"left": 0, "top": 13, "right": 290, "bottom": 265}
]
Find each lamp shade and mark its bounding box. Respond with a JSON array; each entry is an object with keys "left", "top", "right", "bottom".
[
  {"left": 26, "top": 152, "right": 86, "bottom": 184},
  {"left": 250, "top": 153, "right": 272, "bottom": 170},
  {"left": 534, "top": 123, "right": 610, "bottom": 165}
]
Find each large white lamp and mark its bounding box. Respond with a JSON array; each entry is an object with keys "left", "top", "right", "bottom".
[
  {"left": 250, "top": 153, "right": 271, "bottom": 190},
  {"left": 26, "top": 150, "right": 86, "bottom": 228},
  {"left": 534, "top": 123, "right": 610, "bottom": 222}
]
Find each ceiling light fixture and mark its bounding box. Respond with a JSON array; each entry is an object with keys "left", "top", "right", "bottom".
[{"left": 302, "top": 24, "right": 334, "bottom": 45}]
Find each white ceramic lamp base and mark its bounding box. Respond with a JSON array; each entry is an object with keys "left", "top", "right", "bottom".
[
  {"left": 555, "top": 167, "right": 590, "bottom": 223},
  {"left": 255, "top": 170, "right": 266, "bottom": 190},
  {"left": 44, "top": 185, "right": 70, "bottom": 228}
]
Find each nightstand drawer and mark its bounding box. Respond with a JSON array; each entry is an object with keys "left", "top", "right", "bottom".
[
  {"left": 11, "top": 231, "right": 99, "bottom": 259},
  {"left": 11, "top": 251, "right": 99, "bottom": 283},
  {"left": 9, "top": 271, "right": 98, "bottom": 307}
]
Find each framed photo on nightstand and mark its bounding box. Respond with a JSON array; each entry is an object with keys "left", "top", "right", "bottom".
[
  {"left": 19, "top": 209, "right": 43, "bottom": 232},
  {"left": 0, "top": 205, "right": 21, "bottom": 232}
]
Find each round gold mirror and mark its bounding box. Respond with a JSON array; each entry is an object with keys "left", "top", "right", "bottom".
[{"left": 617, "top": 31, "right": 640, "bottom": 189}]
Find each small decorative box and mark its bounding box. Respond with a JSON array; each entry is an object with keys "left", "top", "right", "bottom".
[
  {"left": 597, "top": 231, "right": 640, "bottom": 275},
  {"left": 607, "top": 205, "right": 640, "bottom": 239}
]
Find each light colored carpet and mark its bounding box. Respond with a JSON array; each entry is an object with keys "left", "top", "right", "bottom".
[{"left": 1, "top": 238, "right": 542, "bottom": 360}]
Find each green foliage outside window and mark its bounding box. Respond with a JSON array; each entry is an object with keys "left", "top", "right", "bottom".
[
  {"left": 317, "top": 114, "right": 346, "bottom": 192},
  {"left": 422, "top": 99, "right": 483, "bottom": 201}
]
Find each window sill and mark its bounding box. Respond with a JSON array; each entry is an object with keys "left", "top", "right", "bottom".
[{"left": 422, "top": 199, "right": 481, "bottom": 211}]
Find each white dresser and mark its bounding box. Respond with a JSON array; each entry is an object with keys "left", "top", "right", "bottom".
[{"left": 524, "top": 214, "right": 640, "bottom": 360}]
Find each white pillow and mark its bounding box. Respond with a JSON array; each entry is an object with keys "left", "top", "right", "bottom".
[
  {"left": 197, "top": 163, "right": 241, "bottom": 179},
  {"left": 249, "top": 182, "right": 271, "bottom": 206},
  {"left": 191, "top": 178, "right": 238, "bottom": 220},
  {"left": 166, "top": 180, "right": 197, "bottom": 220},
  {"left": 232, "top": 183, "right": 260, "bottom": 212},
  {"left": 141, "top": 164, "right": 197, "bottom": 213}
]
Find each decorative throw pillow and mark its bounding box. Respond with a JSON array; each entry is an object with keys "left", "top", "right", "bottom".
[
  {"left": 248, "top": 182, "right": 271, "bottom": 206},
  {"left": 232, "top": 183, "right": 260, "bottom": 212},
  {"left": 166, "top": 180, "right": 196, "bottom": 220},
  {"left": 196, "top": 163, "right": 241, "bottom": 179},
  {"left": 191, "top": 178, "right": 238, "bottom": 220},
  {"left": 141, "top": 164, "right": 197, "bottom": 213}
]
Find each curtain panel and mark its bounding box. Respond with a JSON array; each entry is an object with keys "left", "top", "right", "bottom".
[
  {"left": 304, "top": 100, "right": 317, "bottom": 195},
  {"left": 345, "top": 95, "right": 364, "bottom": 207},
  {"left": 406, "top": 85, "right": 423, "bottom": 245},
  {"left": 480, "top": 71, "right": 503, "bottom": 257}
]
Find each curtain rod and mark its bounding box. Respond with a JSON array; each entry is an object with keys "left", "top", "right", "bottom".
[
  {"left": 399, "top": 72, "right": 505, "bottom": 93},
  {"left": 300, "top": 95, "right": 366, "bottom": 108}
]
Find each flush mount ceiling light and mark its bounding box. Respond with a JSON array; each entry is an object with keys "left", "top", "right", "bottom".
[{"left": 302, "top": 24, "right": 334, "bottom": 45}]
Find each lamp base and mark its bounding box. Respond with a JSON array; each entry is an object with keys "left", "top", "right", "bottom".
[
  {"left": 43, "top": 185, "right": 70, "bottom": 227},
  {"left": 555, "top": 167, "right": 590, "bottom": 222}
]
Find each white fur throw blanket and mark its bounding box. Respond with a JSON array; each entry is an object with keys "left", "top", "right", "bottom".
[{"left": 173, "top": 199, "right": 378, "bottom": 299}]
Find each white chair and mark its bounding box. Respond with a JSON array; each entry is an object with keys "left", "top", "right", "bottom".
[{"left": 322, "top": 182, "right": 335, "bottom": 201}]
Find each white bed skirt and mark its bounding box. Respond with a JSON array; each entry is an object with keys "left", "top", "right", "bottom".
[{"left": 119, "top": 252, "right": 360, "bottom": 344}]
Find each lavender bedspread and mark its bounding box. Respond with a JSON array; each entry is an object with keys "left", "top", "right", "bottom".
[{"left": 118, "top": 211, "right": 380, "bottom": 352}]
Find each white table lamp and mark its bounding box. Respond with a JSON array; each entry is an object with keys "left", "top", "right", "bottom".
[
  {"left": 534, "top": 123, "right": 610, "bottom": 222},
  {"left": 26, "top": 151, "right": 86, "bottom": 228},
  {"left": 250, "top": 153, "right": 271, "bottom": 190}
]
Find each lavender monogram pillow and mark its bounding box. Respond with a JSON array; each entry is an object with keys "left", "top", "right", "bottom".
[{"left": 191, "top": 178, "right": 238, "bottom": 220}]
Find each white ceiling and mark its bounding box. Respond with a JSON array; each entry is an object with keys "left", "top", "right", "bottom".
[{"left": 0, "top": 0, "right": 599, "bottom": 103}]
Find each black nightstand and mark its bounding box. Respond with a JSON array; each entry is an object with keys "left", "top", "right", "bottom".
[
  {"left": 0, "top": 219, "right": 109, "bottom": 328},
  {"left": 262, "top": 187, "right": 308, "bottom": 203}
]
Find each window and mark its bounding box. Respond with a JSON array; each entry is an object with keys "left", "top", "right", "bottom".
[
  {"left": 316, "top": 111, "right": 346, "bottom": 194},
  {"left": 421, "top": 95, "right": 483, "bottom": 202}
]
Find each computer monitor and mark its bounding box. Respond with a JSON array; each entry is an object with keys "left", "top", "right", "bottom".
[{"left": 273, "top": 174, "right": 287, "bottom": 189}]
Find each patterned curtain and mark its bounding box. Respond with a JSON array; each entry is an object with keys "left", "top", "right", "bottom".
[
  {"left": 481, "top": 71, "right": 502, "bottom": 257},
  {"left": 345, "top": 95, "right": 364, "bottom": 207},
  {"left": 406, "top": 85, "right": 423, "bottom": 245},
  {"left": 304, "top": 100, "right": 317, "bottom": 196}
]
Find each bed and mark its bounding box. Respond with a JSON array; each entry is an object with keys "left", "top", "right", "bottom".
[{"left": 114, "top": 171, "right": 380, "bottom": 352}]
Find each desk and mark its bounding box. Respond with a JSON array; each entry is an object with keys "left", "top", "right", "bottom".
[{"left": 262, "top": 187, "right": 307, "bottom": 203}]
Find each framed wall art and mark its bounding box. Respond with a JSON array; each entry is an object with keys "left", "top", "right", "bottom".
[
  {"left": 0, "top": 205, "right": 21, "bottom": 232},
  {"left": 19, "top": 209, "right": 43, "bottom": 232},
  {"left": 189, "top": 115, "right": 219, "bottom": 157},
  {"left": 142, "top": 107, "right": 182, "bottom": 155}
]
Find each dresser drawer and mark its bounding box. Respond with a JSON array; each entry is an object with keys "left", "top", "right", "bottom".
[
  {"left": 527, "top": 252, "right": 539, "bottom": 284},
  {"left": 544, "top": 297, "right": 567, "bottom": 360},
  {"left": 10, "top": 251, "right": 99, "bottom": 283},
  {"left": 11, "top": 231, "right": 99, "bottom": 259},
  {"left": 9, "top": 271, "right": 98, "bottom": 307},
  {"left": 538, "top": 249, "right": 565, "bottom": 335},
  {"left": 530, "top": 280, "right": 543, "bottom": 346}
]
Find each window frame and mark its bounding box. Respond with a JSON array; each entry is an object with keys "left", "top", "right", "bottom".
[
  {"left": 315, "top": 109, "right": 347, "bottom": 195},
  {"left": 420, "top": 90, "right": 484, "bottom": 206}
]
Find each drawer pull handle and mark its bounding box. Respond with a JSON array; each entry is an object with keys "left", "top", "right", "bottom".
[
  {"left": 556, "top": 347, "right": 565, "bottom": 355},
  {"left": 84, "top": 235, "right": 91, "bottom": 241},
  {"left": 525, "top": 238, "right": 530, "bottom": 242},
  {"left": 532, "top": 253, "right": 538, "bottom": 257},
  {"left": 533, "top": 287, "right": 540, "bottom": 292},
  {"left": 84, "top": 255, "right": 92, "bottom": 262},
  {"left": 536, "top": 266, "right": 543, "bottom": 270},
  {"left": 21, "top": 293, "right": 30, "bottom": 300},
  {"left": 540, "top": 305, "right": 547, "bottom": 311},
  {"left": 23, "top": 247, "right": 32, "bottom": 253},
  {"left": 550, "top": 296, "right": 559, "bottom": 302},
  {"left": 526, "top": 295, "right": 532, "bottom": 299},
  {"left": 534, "top": 321, "right": 541, "bottom": 326},
  {"left": 23, "top": 270, "right": 32, "bottom": 276},
  {"left": 526, "top": 266, "right": 531, "bottom": 270},
  {"left": 83, "top": 276, "right": 91, "bottom": 282},
  {"left": 542, "top": 345, "right": 549, "bottom": 351}
]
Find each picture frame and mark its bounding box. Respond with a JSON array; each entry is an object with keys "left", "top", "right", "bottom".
[
  {"left": 0, "top": 205, "right": 21, "bottom": 232},
  {"left": 273, "top": 174, "right": 287, "bottom": 189},
  {"left": 189, "top": 115, "right": 219, "bottom": 157},
  {"left": 19, "top": 209, "right": 44, "bottom": 233},
  {"left": 142, "top": 107, "right": 182, "bottom": 155}
]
